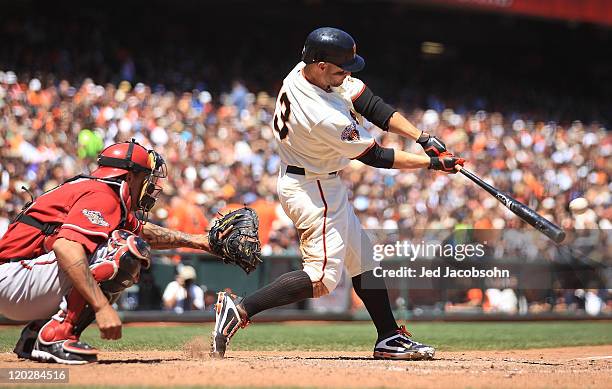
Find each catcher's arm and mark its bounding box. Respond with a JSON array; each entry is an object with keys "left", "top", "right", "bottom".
[
  {"left": 141, "top": 223, "right": 210, "bottom": 251},
  {"left": 141, "top": 208, "right": 262, "bottom": 274},
  {"left": 53, "top": 238, "right": 122, "bottom": 340}
]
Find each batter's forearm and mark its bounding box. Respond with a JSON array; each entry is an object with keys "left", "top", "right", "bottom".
[
  {"left": 53, "top": 238, "right": 109, "bottom": 312},
  {"left": 387, "top": 112, "right": 422, "bottom": 141},
  {"left": 141, "top": 223, "right": 210, "bottom": 251},
  {"left": 392, "top": 150, "right": 430, "bottom": 170}
]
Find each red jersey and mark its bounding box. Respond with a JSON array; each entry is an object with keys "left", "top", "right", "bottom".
[{"left": 0, "top": 176, "right": 141, "bottom": 261}]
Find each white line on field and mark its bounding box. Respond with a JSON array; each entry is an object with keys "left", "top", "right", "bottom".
[{"left": 573, "top": 355, "right": 612, "bottom": 360}]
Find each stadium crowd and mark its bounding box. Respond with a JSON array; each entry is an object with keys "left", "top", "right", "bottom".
[{"left": 0, "top": 70, "right": 610, "bottom": 315}]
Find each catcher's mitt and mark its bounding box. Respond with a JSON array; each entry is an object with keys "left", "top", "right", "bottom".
[{"left": 208, "top": 207, "right": 262, "bottom": 274}]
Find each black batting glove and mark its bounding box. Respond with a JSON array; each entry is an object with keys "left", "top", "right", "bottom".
[
  {"left": 429, "top": 152, "right": 465, "bottom": 174},
  {"left": 417, "top": 131, "right": 447, "bottom": 157}
]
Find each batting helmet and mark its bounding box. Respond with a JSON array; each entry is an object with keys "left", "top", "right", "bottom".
[{"left": 301, "top": 27, "right": 365, "bottom": 72}]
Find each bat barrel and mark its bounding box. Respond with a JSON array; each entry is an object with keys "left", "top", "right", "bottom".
[{"left": 459, "top": 167, "right": 565, "bottom": 244}]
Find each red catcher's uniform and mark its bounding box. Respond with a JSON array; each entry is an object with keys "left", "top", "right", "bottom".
[
  {"left": 0, "top": 176, "right": 141, "bottom": 262},
  {"left": 0, "top": 176, "right": 141, "bottom": 321}
]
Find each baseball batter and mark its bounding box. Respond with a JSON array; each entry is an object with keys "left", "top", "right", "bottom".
[
  {"left": 0, "top": 140, "right": 224, "bottom": 364},
  {"left": 212, "top": 27, "right": 464, "bottom": 360}
]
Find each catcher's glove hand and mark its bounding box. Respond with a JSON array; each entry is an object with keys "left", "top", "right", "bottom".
[{"left": 208, "top": 207, "right": 262, "bottom": 274}]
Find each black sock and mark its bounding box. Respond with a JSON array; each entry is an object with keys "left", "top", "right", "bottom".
[
  {"left": 241, "top": 270, "right": 313, "bottom": 318},
  {"left": 352, "top": 270, "right": 398, "bottom": 339}
]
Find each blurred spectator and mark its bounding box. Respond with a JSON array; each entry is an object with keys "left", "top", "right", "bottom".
[
  {"left": 165, "top": 191, "right": 210, "bottom": 261},
  {"left": 585, "top": 289, "right": 604, "bottom": 316},
  {"left": 0, "top": 70, "right": 609, "bottom": 315},
  {"left": 1, "top": 72, "right": 609, "bottom": 258},
  {"left": 204, "top": 290, "right": 218, "bottom": 310},
  {"left": 485, "top": 288, "right": 518, "bottom": 314},
  {"left": 162, "top": 265, "right": 204, "bottom": 313},
  {"left": 166, "top": 192, "right": 209, "bottom": 234},
  {"left": 0, "top": 208, "right": 9, "bottom": 237},
  {"left": 445, "top": 288, "right": 484, "bottom": 312}
]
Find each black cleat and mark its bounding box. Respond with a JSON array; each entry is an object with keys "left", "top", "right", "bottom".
[
  {"left": 13, "top": 320, "right": 46, "bottom": 360},
  {"left": 31, "top": 339, "right": 98, "bottom": 365}
]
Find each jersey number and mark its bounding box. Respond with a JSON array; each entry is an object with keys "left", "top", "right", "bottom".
[{"left": 273, "top": 92, "right": 291, "bottom": 140}]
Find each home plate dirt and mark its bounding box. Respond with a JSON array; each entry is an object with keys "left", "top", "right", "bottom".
[{"left": 1, "top": 345, "right": 610, "bottom": 388}]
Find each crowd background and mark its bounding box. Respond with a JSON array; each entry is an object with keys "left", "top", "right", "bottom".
[{"left": 0, "top": 0, "right": 610, "bottom": 316}]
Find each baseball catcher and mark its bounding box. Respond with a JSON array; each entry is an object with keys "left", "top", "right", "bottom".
[{"left": 0, "top": 139, "right": 262, "bottom": 364}]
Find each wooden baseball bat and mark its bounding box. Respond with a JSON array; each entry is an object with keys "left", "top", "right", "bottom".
[{"left": 457, "top": 166, "right": 566, "bottom": 243}]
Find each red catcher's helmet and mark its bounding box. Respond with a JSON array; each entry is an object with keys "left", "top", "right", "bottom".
[
  {"left": 92, "top": 140, "right": 153, "bottom": 179},
  {"left": 91, "top": 139, "right": 167, "bottom": 222}
]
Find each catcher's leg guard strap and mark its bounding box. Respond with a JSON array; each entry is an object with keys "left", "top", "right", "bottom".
[
  {"left": 43, "top": 253, "right": 141, "bottom": 341},
  {"left": 41, "top": 279, "right": 125, "bottom": 344},
  {"left": 72, "top": 291, "right": 121, "bottom": 337},
  {"left": 39, "top": 230, "right": 148, "bottom": 345},
  {"left": 241, "top": 270, "right": 313, "bottom": 318},
  {"left": 352, "top": 270, "right": 397, "bottom": 338},
  {"left": 74, "top": 230, "right": 147, "bottom": 335}
]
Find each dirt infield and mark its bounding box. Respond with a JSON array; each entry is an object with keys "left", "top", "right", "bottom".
[{"left": 1, "top": 344, "right": 610, "bottom": 388}]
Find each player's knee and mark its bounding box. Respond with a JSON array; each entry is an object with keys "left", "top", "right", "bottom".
[
  {"left": 303, "top": 266, "right": 343, "bottom": 298},
  {"left": 90, "top": 230, "right": 151, "bottom": 295},
  {"left": 312, "top": 275, "right": 340, "bottom": 298},
  {"left": 312, "top": 281, "right": 330, "bottom": 298}
]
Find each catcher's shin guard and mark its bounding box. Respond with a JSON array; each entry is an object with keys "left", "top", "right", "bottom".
[
  {"left": 31, "top": 290, "right": 124, "bottom": 365},
  {"left": 210, "top": 292, "right": 248, "bottom": 358},
  {"left": 32, "top": 289, "right": 100, "bottom": 365},
  {"left": 31, "top": 230, "right": 150, "bottom": 365}
]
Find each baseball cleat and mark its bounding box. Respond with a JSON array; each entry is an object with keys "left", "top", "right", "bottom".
[
  {"left": 373, "top": 325, "right": 435, "bottom": 360},
  {"left": 31, "top": 338, "right": 98, "bottom": 365},
  {"left": 210, "top": 291, "right": 248, "bottom": 358},
  {"left": 31, "top": 339, "right": 98, "bottom": 365},
  {"left": 13, "top": 320, "right": 46, "bottom": 360}
]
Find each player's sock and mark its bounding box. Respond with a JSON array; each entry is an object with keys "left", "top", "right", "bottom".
[
  {"left": 352, "top": 270, "right": 398, "bottom": 339},
  {"left": 241, "top": 270, "right": 313, "bottom": 318}
]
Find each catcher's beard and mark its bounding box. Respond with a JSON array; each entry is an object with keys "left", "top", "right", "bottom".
[{"left": 240, "top": 270, "right": 314, "bottom": 318}]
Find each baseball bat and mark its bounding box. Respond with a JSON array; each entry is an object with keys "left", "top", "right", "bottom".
[{"left": 457, "top": 166, "right": 566, "bottom": 243}]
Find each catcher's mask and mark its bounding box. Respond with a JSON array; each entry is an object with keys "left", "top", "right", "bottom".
[{"left": 93, "top": 139, "right": 167, "bottom": 223}]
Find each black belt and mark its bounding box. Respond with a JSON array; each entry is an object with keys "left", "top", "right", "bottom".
[
  {"left": 13, "top": 214, "right": 60, "bottom": 236},
  {"left": 286, "top": 165, "right": 337, "bottom": 176}
]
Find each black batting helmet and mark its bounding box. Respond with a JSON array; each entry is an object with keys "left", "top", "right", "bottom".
[{"left": 301, "top": 27, "right": 365, "bottom": 73}]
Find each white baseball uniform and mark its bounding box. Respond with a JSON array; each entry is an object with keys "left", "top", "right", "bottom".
[{"left": 273, "top": 62, "right": 377, "bottom": 295}]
